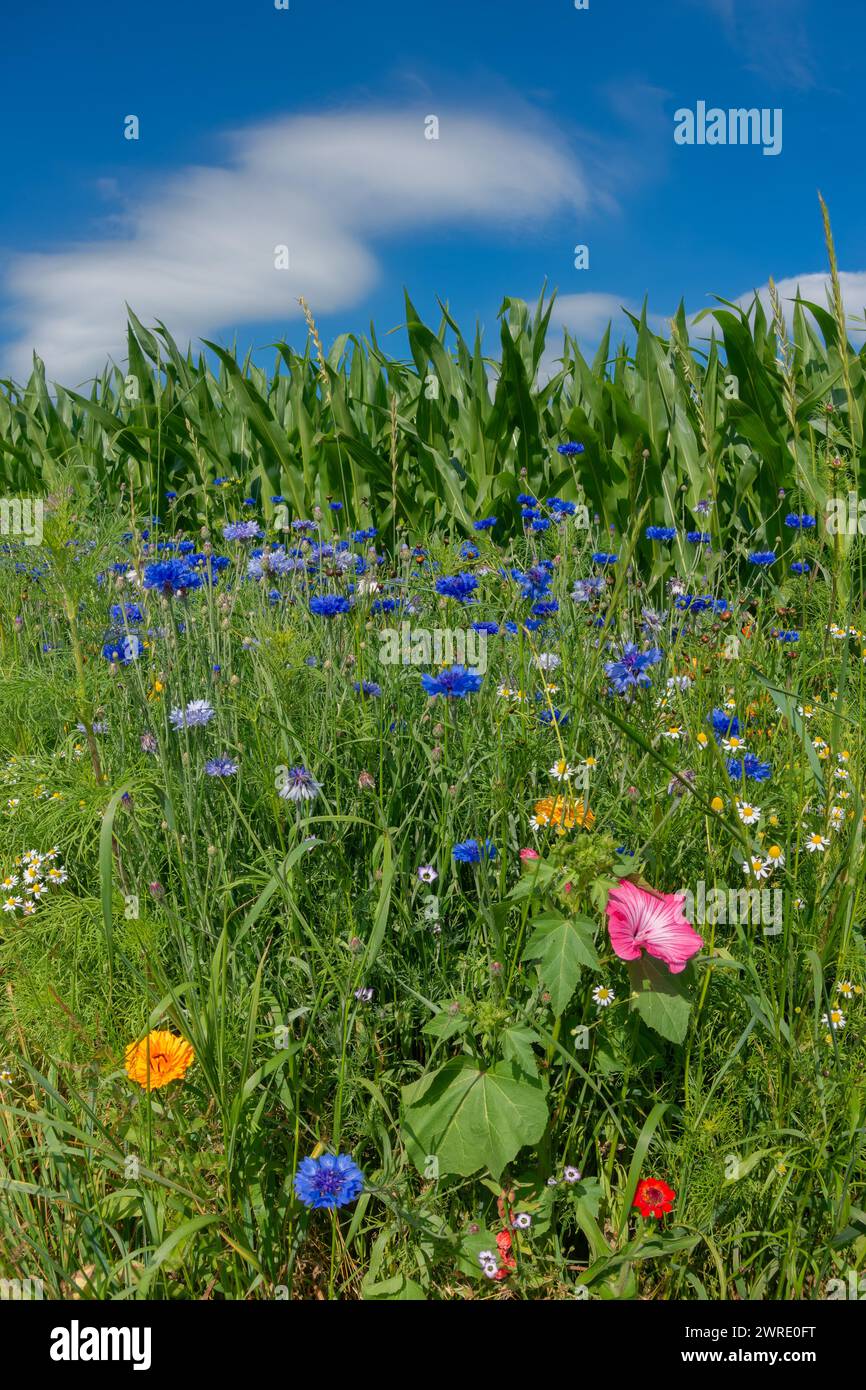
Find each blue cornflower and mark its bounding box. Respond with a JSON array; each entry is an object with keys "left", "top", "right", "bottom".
[
  {"left": 513, "top": 564, "right": 552, "bottom": 601},
  {"left": 471, "top": 621, "right": 499, "bottom": 634},
  {"left": 329, "top": 501, "right": 343, "bottom": 511},
  {"left": 686, "top": 531, "right": 711, "bottom": 544},
  {"left": 170, "top": 699, "right": 216, "bottom": 730},
  {"left": 223, "top": 520, "right": 263, "bottom": 542},
  {"left": 473, "top": 517, "right": 497, "bottom": 531},
  {"left": 277, "top": 765, "right": 322, "bottom": 802},
  {"left": 532, "top": 600, "right": 559, "bottom": 617},
  {"left": 353, "top": 680, "right": 382, "bottom": 697},
  {"left": 784, "top": 513, "right": 816, "bottom": 529},
  {"left": 646, "top": 526, "right": 677, "bottom": 542},
  {"left": 749, "top": 551, "right": 776, "bottom": 566},
  {"left": 547, "top": 498, "right": 577, "bottom": 517},
  {"left": 164, "top": 490, "right": 177, "bottom": 501},
  {"left": 557, "top": 442, "right": 585, "bottom": 456},
  {"left": 205, "top": 756, "right": 238, "bottom": 776},
  {"left": 452, "top": 838, "right": 497, "bottom": 863},
  {"left": 102, "top": 635, "right": 141, "bottom": 665},
  {"left": 293, "top": 1153, "right": 364, "bottom": 1210},
  {"left": 243, "top": 498, "right": 256, "bottom": 508},
  {"left": 539, "top": 708, "right": 569, "bottom": 726},
  {"left": 109, "top": 603, "right": 144, "bottom": 626},
  {"left": 773, "top": 630, "right": 800, "bottom": 642},
  {"left": 709, "top": 708, "right": 740, "bottom": 741},
  {"left": 421, "top": 665, "right": 483, "bottom": 699},
  {"left": 460, "top": 542, "right": 480, "bottom": 560},
  {"left": 727, "top": 754, "right": 771, "bottom": 782},
  {"left": 352, "top": 528, "right": 378, "bottom": 543},
  {"left": 604, "top": 643, "right": 663, "bottom": 694},
  {"left": 309, "top": 595, "right": 352, "bottom": 618},
  {"left": 143, "top": 558, "right": 203, "bottom": 597},
  {"left": 530, "top": 517, "right": 551, "bottom": 532},
  {"left": 573, "top": 577, "right": 606, "bottom": 602},
  {"left": 676, "top": 595, "right": 712, "bottom": 613},
  {"left": 516, "top": 493, "right": 537, "bottom": 505},
  {"left": 435, "top": 573, "right": 479, "bottom": 603},
  {"left": 790, "top": 561, "right": 810, "bottom": 574},
  {"left": 592, "top": 552, "right": 618, "bottom": 565}
]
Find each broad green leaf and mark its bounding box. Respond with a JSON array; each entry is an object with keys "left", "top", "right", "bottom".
[
  {"left": 627, "top": 956, "right": 693, "bottom": 1044},
  {"left": 523, "top": 912, "right": 599, "bottom": 1015},
  {"left": 401, "top": 1058, "right": 548, "bottom": 1179}
]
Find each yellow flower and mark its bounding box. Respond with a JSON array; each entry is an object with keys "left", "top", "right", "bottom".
[
  {"left": 532, "top": 796, "right": 595, "bottom": 831},
  {"left": 124, "top": 1029, "right": 195, "bottom": 1090},
  {"left": 710, "top": 796, "right": 725, "bottom": 813}
]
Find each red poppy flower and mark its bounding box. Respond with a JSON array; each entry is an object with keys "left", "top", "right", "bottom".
[
  {"left": 633, "top": 1177, "right": 676, "bottom": 1219},
  {"left": 494, "top": 1228, "right": 517, "bottom": 1278}
]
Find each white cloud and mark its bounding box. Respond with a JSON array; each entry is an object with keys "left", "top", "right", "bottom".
[
  {"left": 533, "top": 292, "right": 670, "bottom": 382},
  {"left": 716, "top": 272, "right": 866, "bottom": 339},
  {"left": 2, "top": 108, "right": 590, "bottom": 385},
  {"left": 551, "top": 292, "right": 668, "bottom": 342}
]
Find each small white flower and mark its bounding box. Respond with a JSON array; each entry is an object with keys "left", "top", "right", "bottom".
[
  {"left": 743, "top": 856, "right": 769, "bottom": 880},
  {"left": 821, "top": 1008, "right": 846, "bottom": 1031},
  {"left": 722, "top": 735, "right": 747, "bottom": 753},
  {"left": 736, "top": 800, "right": 761, "bottom": 825},
  {"left": 549, "top": 759, "right": 576, "bottom": 782},
  {"left": 805, "top": 833, "right": 829, "bottom": 854},
  {"left": 592, "top": 985, "right": 615, "bottom": 1008}
]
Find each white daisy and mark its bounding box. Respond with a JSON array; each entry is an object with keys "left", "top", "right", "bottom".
[
  {"left": 592, "top": 985, "right": 615, "bottom": 1008},
  {"left": 805, "top": 833, "right": 829, "bottom": 853}
]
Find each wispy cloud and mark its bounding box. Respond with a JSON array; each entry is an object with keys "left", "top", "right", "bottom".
[
  {"left": 684, "top": 0, "right": 815, "bottom": 89},
  {"left": 2, "top": 107, "right": 591, "bottom": 385}
]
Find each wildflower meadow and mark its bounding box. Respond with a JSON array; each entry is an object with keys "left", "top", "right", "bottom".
[{"left": 0, "top": 242, "right": 865, "bottom": 1307}]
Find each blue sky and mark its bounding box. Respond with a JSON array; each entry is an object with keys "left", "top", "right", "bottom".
[{"left": 2, "top": 0, "right": 864, "bottom": 385}]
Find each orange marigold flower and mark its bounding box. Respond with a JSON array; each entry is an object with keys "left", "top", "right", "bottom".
[
  {"left": 533, "top": 796, "right": 595, "bottom": 831},
  {"left": 125, "top": 1029, "right": 195, "bottom": 1090}
]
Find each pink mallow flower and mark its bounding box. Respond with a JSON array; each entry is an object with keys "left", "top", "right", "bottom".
[
  {"left": 605, "top": 880, "right": 703, "bottom": 975},
  {"left": 519, "top": 848, "right": 540, "bottom": 862}
]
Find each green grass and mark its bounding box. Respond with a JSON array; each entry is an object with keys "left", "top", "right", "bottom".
[
  {"left": 0, "top": 482, "right": 864, "bottom": 1299},
  {"left": 1, "top": 204, "right": 865, "bottom": 1299}
]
